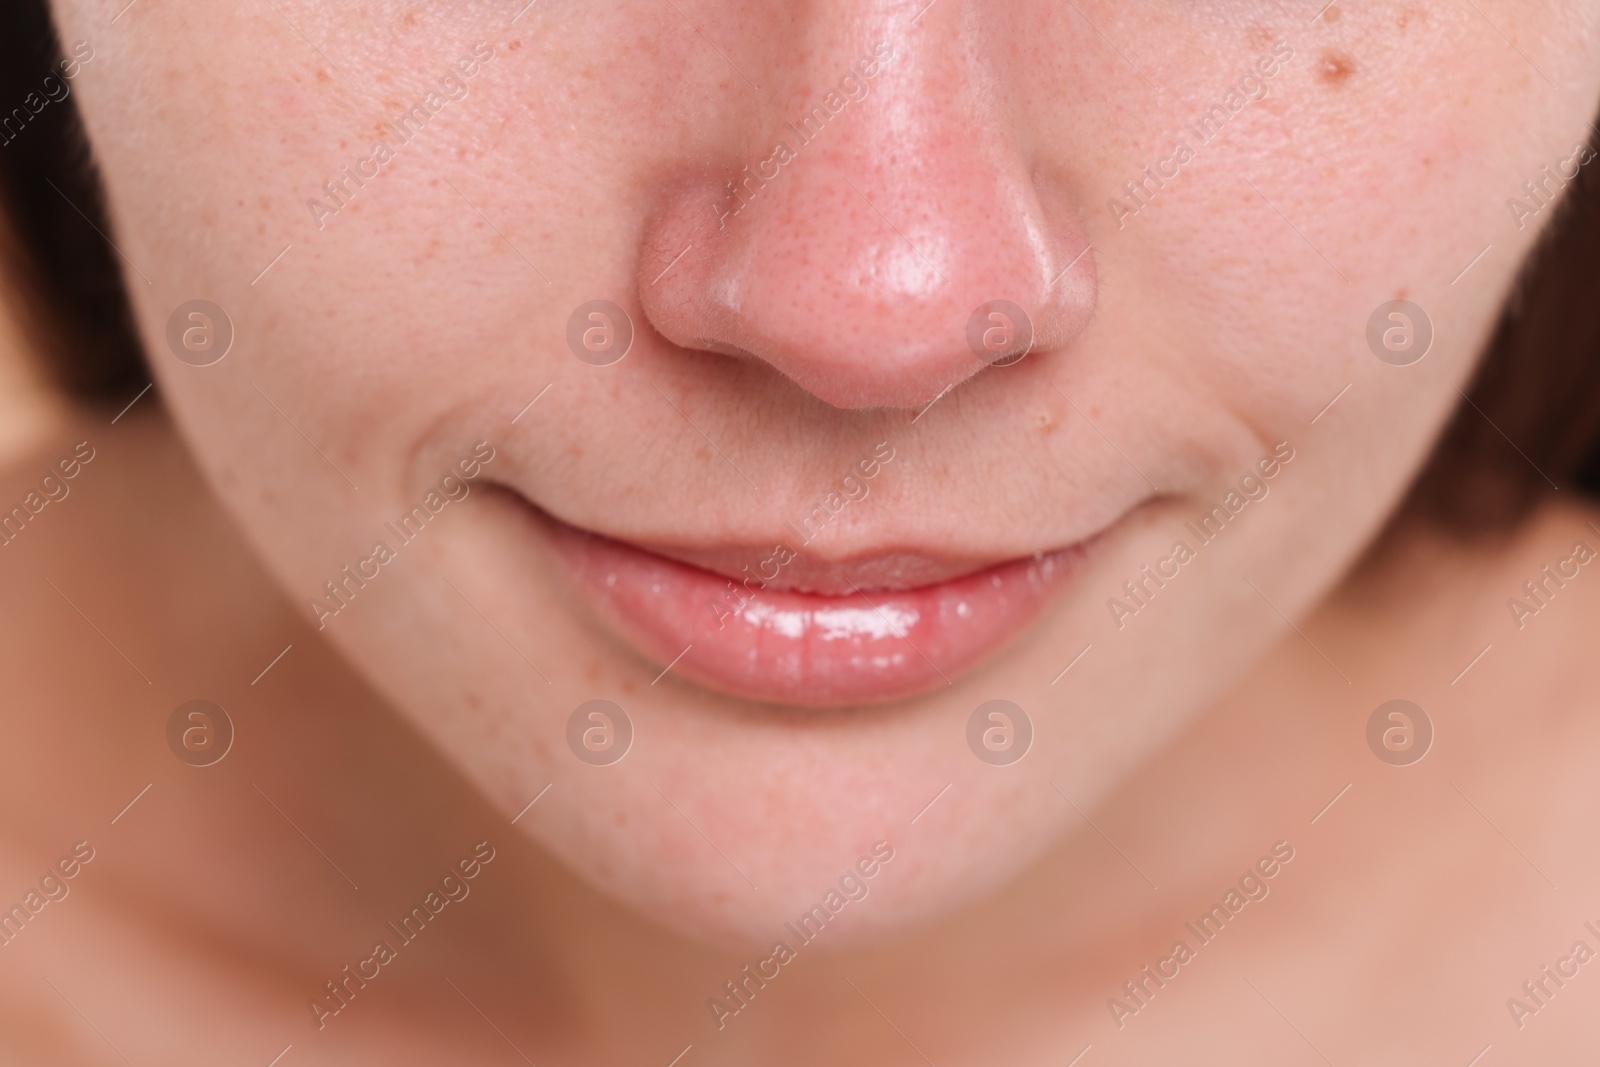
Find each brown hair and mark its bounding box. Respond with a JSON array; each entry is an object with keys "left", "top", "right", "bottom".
[
  {"left": 1397, "top": 153, "right": 1600, "bottom": 534},
  {"left": 0, "top": 0, "right": 144, "bottom": 399},
  {"left": 1, "top": 3, "right": 1597, "bottom": 536}
]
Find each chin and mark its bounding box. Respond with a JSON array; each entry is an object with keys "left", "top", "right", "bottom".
[{"left": 504, "top": 702, "right": 1072, "bottom": 950}]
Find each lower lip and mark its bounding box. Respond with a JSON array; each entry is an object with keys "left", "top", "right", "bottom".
[{"left": 538, "top": 515, "right": 1089, "bottom": 707}]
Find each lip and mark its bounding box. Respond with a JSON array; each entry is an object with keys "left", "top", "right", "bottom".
[{"left": 529, "top": 505, "right": 1095, "bottom": 707}]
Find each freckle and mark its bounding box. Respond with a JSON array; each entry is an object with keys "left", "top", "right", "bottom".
[
  {"left": 316, "top": 69, "right": 330, "bottom": 84},
  {"left": 1324, "top": 5, "right": 1341, "bottom": 21},
  {"left": 1318, "top": 51, "right": 1357, "bottom": 86},
  {"left": 510, "top": 39, "right": 522, "bottom": 51}
]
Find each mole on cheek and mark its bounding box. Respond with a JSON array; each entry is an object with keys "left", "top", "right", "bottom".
[{"left": 1318, "top": 52, "right": 1357, "bottom": 86}]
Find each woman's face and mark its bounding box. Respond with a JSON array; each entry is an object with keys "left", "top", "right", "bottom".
[{"left": 55, "top": 0, "right": 1600, "bottom": 943}]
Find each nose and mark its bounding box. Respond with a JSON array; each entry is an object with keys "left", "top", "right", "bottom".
[{"left": 637, "top": 18, "right": 1096, "bottom": 410}]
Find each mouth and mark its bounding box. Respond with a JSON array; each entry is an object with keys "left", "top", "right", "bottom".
[{"left": 521, "top": 503, "right": 1104, "bottom": 707}]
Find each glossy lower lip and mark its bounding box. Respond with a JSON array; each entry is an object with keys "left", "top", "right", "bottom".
[{"left": 534, "top": 510, "right": 1092, "bottom": 707}]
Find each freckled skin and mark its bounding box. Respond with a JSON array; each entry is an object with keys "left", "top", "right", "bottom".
[
  {"left": 49, "top": 0, "right": 1600, "bottom": 945},
  {"left": 4, "top": 0, "right": 1600, "bottom": 1062}
]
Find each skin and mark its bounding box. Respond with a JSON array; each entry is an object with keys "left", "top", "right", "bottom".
[{"left": 2, "top": 0, "right": 1600, "bottom": 1061}]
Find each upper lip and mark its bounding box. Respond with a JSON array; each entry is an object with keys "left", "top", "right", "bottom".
[
  {"left": 616, "top": 541, "right": 1034, "bottom": 596},
  {"left": 494, "top": 478, "right": 1150, "bottom": 595}
]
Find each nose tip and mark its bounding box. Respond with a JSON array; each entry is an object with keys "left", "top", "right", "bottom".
[{"left": 638, "top": 149, "right": 1096, "bottom": 411}]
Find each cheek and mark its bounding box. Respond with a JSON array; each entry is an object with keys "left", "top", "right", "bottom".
[{"left": 1092, "top": 1, "right": 1587, "bottom": 466}]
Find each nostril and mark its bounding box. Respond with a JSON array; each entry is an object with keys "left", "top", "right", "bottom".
[{"left": 697, "top": 339, "right": 763, "bottom": 363}]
